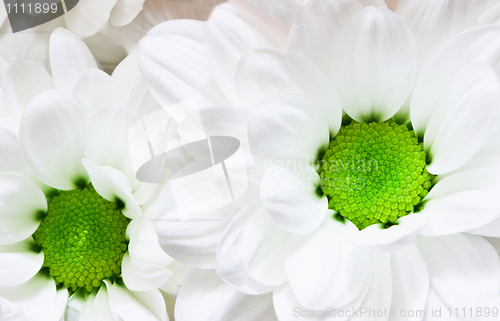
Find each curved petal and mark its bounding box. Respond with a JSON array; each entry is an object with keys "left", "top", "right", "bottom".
[
  {"left": 0, "top": 274, "right": 68, "bottom": 321},
  {"left": 235, "top": 49, "right": 341, "bottom": 133},
  {"left": 476, "top": 0, "right": 500, "bottom": 25},
  {"left": 0, "top": 239, "right": 43, "bottom": 287},
  {"left": 260, "top": 161, "right": 328, "bottom": 234},
  {"left": 415, "top": 234, "right": 500, "bottom": 309},
  {"left": 63, "top": 0, "right": 118, "bottom": 37},
  {"left": 138, "top": 20, "right": 230, "bottom": 109},
  {"left": 0, "top": 296, "right": 25, "bottom": 320},
  {"left": 350, "top": 253, "right": 392, "bottom": 321},
  {"left": 20, "top": 90, "right": 90, "bottom": 190},
  {"left": 49, "top": 28, "right": 98, "bottom": 91},
  {"left": 286, "top": 217, "right": 371, "bottom": 309},
  {"left": 469, "top": 215, "right": 500, "bottom": 238},
  {"left": 241, "top": 208, "right": 289, "bottom": 286},
  {"left": 73, "top": 69, "right": 125, "bottom": 112},
  {"left": 154, "top": 185, "right": 236, "bottom": 269},
  {"left": 82, "top": 159, "right": 141, "bottom": 220},
  {"left": 347, "top": 213, "right": 431, "bottom": 254},
  {"left": 248, "top": 91, "right": 329, "bottom": 164},
  {"left": 0, "top": 175, "right": 46, "bottom": 245},
  {"left": 425, "top": 63, "right": 500, "bottom": 174},
  {"left": 204, "top": 1, "right": 289, "bottom": 105},
  {"left": 395, "top": 0, "right": 478, "bottom": 71},
  {"left": 111, "top": 52, "right": 162, "bottom": 119},
  {"left": 122, "top": 219, "right": 173, "bottom": 292},
  {"left": 288, "top": 0, "right": 364, "bottom": 77},
  {"left": 175, "top": 269, "right": 276, "bottom": 321},
  {"left": 79, "top": 285, "right": 118, "bottom": 321},
  {"left": 331, "top": 6, "right": 417, "bottom": 122},
  {"left": 216, "top": 200, "right": 272, "bottom": 295},
  {"left": 109, "top": 0, "right": 145, "bottom": 27},
  {"left": 410, "top": 25, "right": 500, "bottom": 138},
  {"left": 2, "top": 60, "right": 54, "bottom": 119},
  {"left": 0, "top": 120, "right": 26, "bottom": 175},
  {"left": 85, "top": 106, "right": 138, "bottom": 188},
  {"left": 106, "top": 281, "right": 168, "bottom": 321},
  {"left": 419, "top": 190, "right": 500, "bottom": 236},
  {"left": 388, "top": 244, "right": 428, "bottom": 321}
]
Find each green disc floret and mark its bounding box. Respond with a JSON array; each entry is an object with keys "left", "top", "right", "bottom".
[
  {"left": 318, "top": 121, "right": 433, "bottom": 230},
  {"left": 33, "top": 184, "right": 130, "bottom": 292}
]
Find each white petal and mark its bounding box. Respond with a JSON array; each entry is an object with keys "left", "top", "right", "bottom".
[
  {"left": 109, "top": 0, "right": 145, "bottom": 27},
  {"left": 419, "top": 190, "right": 500, "bottom": 236},
  {"left": 260, "top": 162, "right": 328, "bottom": 234},
  {"left": 63, "top": 0, "right": 118, "bottom": 37},
  {"left": 415, "top": 234, "right": 500, "bottom": 308},
  {"left": 469, "top": 215, "right": 500, "bottom": 238},
  {"left": 235, "top": 49, "right": 342, "bottom": 133},
  {"left": 410, "top": 25, "right": 500, "bottom": 137},
  {"left": 359, "top": 0, "right": 387, "bottom": 7},
  {"left": 288, "top": 0, "right": 364, "bottom": 77},
  {"left": 122, "top": 219, "right": 173, "bottom": 292},
  {"left": 286, "top": 217, "right": 371, "bottom": 309},
  {"left": 82, "top": 159, "right": 141, "bottom": 219},
  {"left": 351, "top": 253, "right": 392, "bottom": 321},
  {"left": 331, "top": 6, "right": 417, "bottom": 122},
  {"left": 85, "top": 106, "right": 138, "bottom": 187},
  {"left": 216, "top": 200, "right": 272, "bottom": 295},
  {"left": 175, "top": 269, "right": 276, "bottom": 321},
  {"left": 240, "top": 0, "right": 303, "bottom": 24},
  {"left": 111, "top": 52, "right": 162, "bottom": 119},
  {"left": 476, "top": 0, "right": 500, "bottom": 25},
  {"left": 0, "top": 239, "right": 43, "bottom": 287},
  {"left": 106, "top": 281, "right": 168, "bottom": 321},
  {"left": 0, "top": 274, "right": 68, "bottom": 321},
  {"left": 20, "top": 90, "right": 90, "bottom": 190},
  {"left": 0, "top": 296, "right": 25, "bottom": 320},
  {"left": 73, "top": 69, "right": 125, "bottom": 112},
  {"left": 0, "top": 175, "right": 46, "bottom": 245},
  {"left": 79, "top": 285, "right": 118, "bottom": 321},
  {"left": 205, "top": 1, "right": 289, "bottom": 105},
  {"left": 388, "top": 244, "right": 428, "bottom": 321},
  {"left": 348, "top": 213, "right": 431, "bottom": 254},
  {"left": 49, "top": 28, "right": 98, "bottom": 92},
  {"left": 153, "top": 185, "right": 236, "bottom": 269},
  {"left": 2, "top": 60, "right": 54, "bottom": 119},
  {"left": 248, "top": 91, "right": 329, "bottom": 163},
  {"left": 0, "top": 121, "right": 26, "bottom": 175},
  {"left": 240, "top": 207, "right": 289, "bottom": 286},
  {"left": 395, "top": 0, "right": 478, "bottom": 71},
  {"left": 138, "top": 20, "right": 230, "bottom": 109},
  {"left": 425, "top": 63, "right": 500, "bottom": 174}
]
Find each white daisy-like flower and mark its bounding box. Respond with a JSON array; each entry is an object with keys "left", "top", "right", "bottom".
[
  {"left": 138, "top": 1, "right": 500, "bottom": 320},
  {"left": 0, "top": 28, "right": 184, "bottom": 321}
]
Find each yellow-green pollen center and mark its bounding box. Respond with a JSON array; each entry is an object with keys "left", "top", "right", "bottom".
[
  {"left": 33, "top": 184, "right": 130, "bottom": 292},
  {"left": 318, "top": 121, "right": 433, "bottom": 230}
]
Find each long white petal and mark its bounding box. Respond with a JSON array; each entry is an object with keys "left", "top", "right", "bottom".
[
  {"left": 260, "top": 161, "right": 328, "bottom": 234},
  {"left": 216, "top": 200, "right": 272, "bottom": 295},
  {"left": 205, "top": 1, "right": 289, "bottom": 105},
  {"left": 122, "top": 219, "right": 173, "bottom": 292},
  {"left": 2, "top": 60, "right": 54, "bottom": 119},
  {"left": 331, "top": 6, "right": 417, "bottom": 122},
  {"left": 72, "top": 69, "right": 125, "bottom": 112},
  {"left": 79, "top": 284, "right": 118, "bottom": 321},
  {"left": 0, "top": 175, "right": 46, "bottom": 245},
  {"left": 20, "top": 90, "right": 90, "bottom": 190},
  {"left": 138, "top": 20, "right": 230, "bottom": 109},
  {"left": 0, "top": 239, "right": 43, "bottom": 287},
  {"left": 63, "top": 0, "right": 118, "bottom": 37},
  {"left": 49, "top": 28, "right": 98, "bottom": 91},
  {"left": 82, "top": 159, "right": 141, "bottom": 219},
  {"left": 175, "top": 269, "right": 276, "bottom": 321}
]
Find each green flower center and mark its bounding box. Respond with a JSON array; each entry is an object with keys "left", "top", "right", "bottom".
[
  {"left": 317, "top": 121, "right": 433, "bottom": 230},
  {"left": 33, "top": 184, "right": 130, "bottom": 292}
]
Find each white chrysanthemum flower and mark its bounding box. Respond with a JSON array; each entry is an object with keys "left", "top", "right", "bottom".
[
  {"left": 0, "top": 28, "right": 185, "bottom": 321},
  {"left": 138, "top": 1, "right": 500, "bottom": 320}
]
